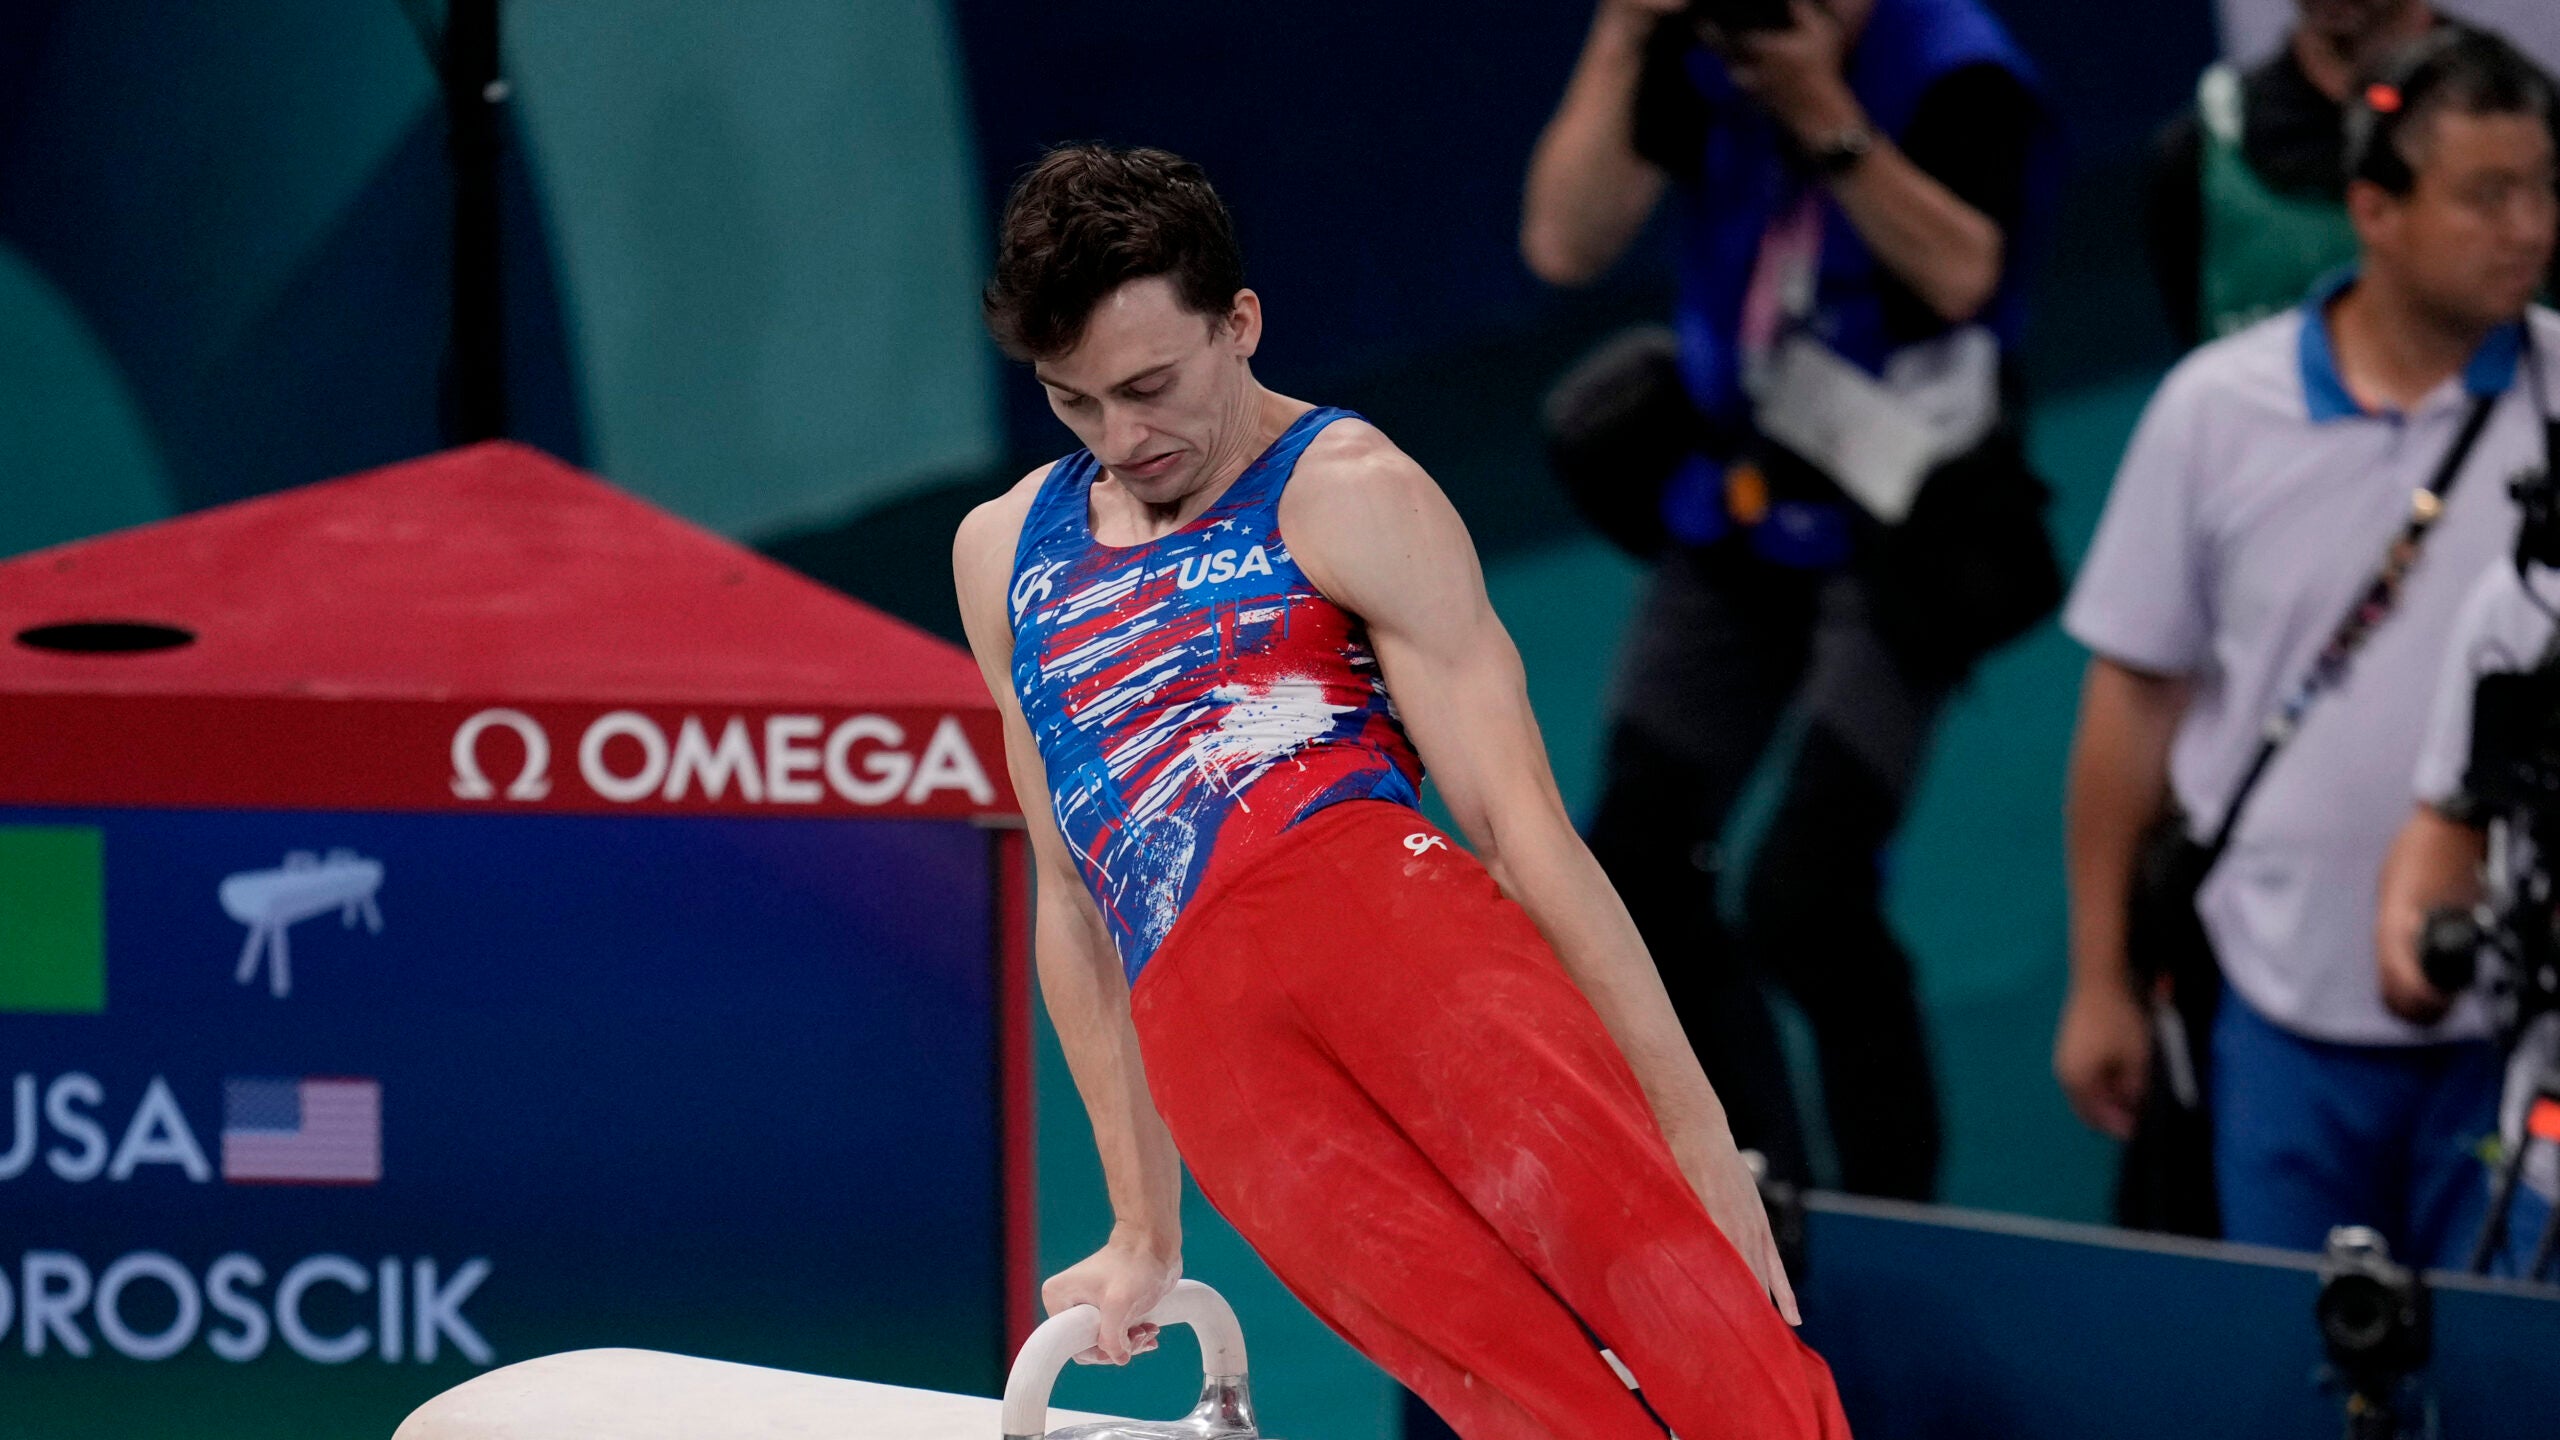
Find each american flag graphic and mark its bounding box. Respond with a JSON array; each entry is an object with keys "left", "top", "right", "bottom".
[{"left": 222, "top": 1077, "right": 380, "bottom": 1184}]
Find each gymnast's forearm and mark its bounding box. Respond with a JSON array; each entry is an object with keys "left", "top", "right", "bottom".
[
  {"left": 1034, "top": 887, "right": 1184, "bottom": 1258},
  {"left": 1496, "top": 819, "right": 1734, "bottom": 1150},
  {"left": 1374, "top": 581, "right": 1730, "bottom": 1153}
]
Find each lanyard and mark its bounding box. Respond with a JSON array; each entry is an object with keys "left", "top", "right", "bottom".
[{"left": 2200, "top": 341, "right": 2522, "bottom": 860}]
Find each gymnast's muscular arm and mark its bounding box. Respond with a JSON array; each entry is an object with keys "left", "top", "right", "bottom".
[
  {"left": 955, "top": 471, "right": 1184, "bottom": 1366},
  {"left": 1283, "top": 420, "right": 1803, "bottom": 1326}
]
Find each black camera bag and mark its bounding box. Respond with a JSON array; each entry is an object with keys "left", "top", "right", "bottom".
[
  {"left": 1864, "top": 425, "right": 2064, "bottom": 684},
  {"left": 2116, "top": 805, "right": 2225, "bottom": 1237},
  {"left": 1541, "top": 325, "right": 1695, "bottom": 560},
  {"left": 1544, "top": 325, "right": 2063, "bottom": 680}
]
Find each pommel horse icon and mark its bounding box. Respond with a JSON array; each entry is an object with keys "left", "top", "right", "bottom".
[{"left": 218, "top": 849, "right": 385, "bottom": 998}]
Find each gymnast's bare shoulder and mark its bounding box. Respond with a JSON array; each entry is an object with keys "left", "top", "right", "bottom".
[
  {"left": 951, "top": 462, "right": 1055, "bottom": 647},
  {"left": 1275, "top": 412, "right": 1483, "bottom": 623}
]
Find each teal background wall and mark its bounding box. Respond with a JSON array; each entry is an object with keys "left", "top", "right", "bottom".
[
  {"left": 0, "top": 0, "right": 445, "bottom": 553},
  {"left": 0, "top": 0, "right": 992, "bottom": 557},
  {"left": 0, "top": 0, "right": 584, "bottom": 543},
  {"left": 505, "top": 0, "right": 995, "bottom": 537},
  {"left": 0, "top": 246, "right": 168, "bottom": 555}
]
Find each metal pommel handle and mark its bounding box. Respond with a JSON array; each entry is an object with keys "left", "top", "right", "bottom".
[{"left": 999, "top": 1279, "right": 1249, "bottom": 1438}]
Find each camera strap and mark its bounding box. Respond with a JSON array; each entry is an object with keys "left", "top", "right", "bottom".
[{"left": 2195, "top": 368, "right": 2510, "bottom": 871}]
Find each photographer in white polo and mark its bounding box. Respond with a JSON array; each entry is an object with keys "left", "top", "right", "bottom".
[{"left": 2059, "top": 30, "right": 2559, "bottom": 1264}]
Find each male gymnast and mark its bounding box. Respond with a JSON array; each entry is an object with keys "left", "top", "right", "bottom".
[{"left": 952, "top": 143, "right": 1850, "bottom": 1440}]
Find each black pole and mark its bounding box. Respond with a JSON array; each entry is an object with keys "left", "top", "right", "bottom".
[{"left": 444, "top": 0, "right": 506, "bottom": 444}]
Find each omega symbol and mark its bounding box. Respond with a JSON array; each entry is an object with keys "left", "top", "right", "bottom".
[{"left": 450, "top": 709, "right": 553, "bottom": 801}]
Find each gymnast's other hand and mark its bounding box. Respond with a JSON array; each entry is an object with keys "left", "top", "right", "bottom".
[
  {"left": 1043, "top": 1226, "right": 1182, "bottom": 1365},
  {"left": 1673, "top": 1124, "right": 1803, "bottom": 1326}
]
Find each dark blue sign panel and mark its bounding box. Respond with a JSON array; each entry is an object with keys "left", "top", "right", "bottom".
[
  {"left": 0, "top": 808, "right": 1002, "bottom": 1439},
  {"left": 1802, "top": 1197, "right": 2560, "bottom": 1440}
]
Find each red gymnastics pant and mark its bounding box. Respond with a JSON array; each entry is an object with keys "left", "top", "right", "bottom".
[{"left": 1128, "top": 800, "right": 1851, "bottom": 1440}]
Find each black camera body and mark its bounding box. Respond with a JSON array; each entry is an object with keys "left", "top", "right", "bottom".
[
  {"left": 1688, "top": 0, "right": 1796, "bottom": 35},
  {"left": 2425, "top": 431, "right": 2560, "bottom": 1018},
  {"left": 2316, "top": 1227, "right": 2430, "bottom": 1439},
  {"left": 2411, "top": 611, "right": 2560, "bottom": 1284},
  {"left": 2514, "top": 421, "right": 2560, "bottom": 570},
  {"left": 2419, "top": 660, "right": 2560, "bottom": 1034},
  {"left": 2462, "top": 661, "right": 2560, "bottom": 820}
]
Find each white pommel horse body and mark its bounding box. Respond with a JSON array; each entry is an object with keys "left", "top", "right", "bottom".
[{"left": 395, "top": 1279, "right": 1263, "bottom": 1440}]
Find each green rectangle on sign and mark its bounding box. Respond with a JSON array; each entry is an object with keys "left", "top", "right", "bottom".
[{"left": 0, "top": 825, "right": 105, "bottom": 1012}]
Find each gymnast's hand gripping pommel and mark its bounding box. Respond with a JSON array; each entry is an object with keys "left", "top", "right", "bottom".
[{"left": 1001, "top": 1279, "right": 1259, "bottom": 1440}]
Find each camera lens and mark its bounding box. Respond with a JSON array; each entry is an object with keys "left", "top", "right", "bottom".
[
  {"left": 2419, "top": 907, "right": 2480, "bottom": 994},
  {"left": 2317, "top": 1274, "right": 2393, "bottom": 1357}
]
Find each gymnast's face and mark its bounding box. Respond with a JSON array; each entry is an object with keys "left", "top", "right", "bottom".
[{"left": 1034, "top": 275, "right": 1263, "bottom": 509}]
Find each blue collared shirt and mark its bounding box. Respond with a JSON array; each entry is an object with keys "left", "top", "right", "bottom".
[{"left": 2297, "top": 267, "right": 2528, "bottom": 424}]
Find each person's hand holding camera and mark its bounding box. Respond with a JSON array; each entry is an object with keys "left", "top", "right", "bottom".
[
  {"left": 2375, "top": 807, "right": 2480, "bottom": 1027},
  {"left": 2377, "top": 930, "right": 2455, "bottom": 1025},
  {"left": 1709, "top": 0, "right": 1866, "bottom": 150},
  {"left": 1531, "top": 0, "right": 2002, "bottom": 317}
]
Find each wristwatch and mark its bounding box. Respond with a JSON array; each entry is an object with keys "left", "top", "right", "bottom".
[{"left": 1804, "top": 122, "right": 1876, "bottom": 178}]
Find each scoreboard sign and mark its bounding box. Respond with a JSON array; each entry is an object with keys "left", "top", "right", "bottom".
[{"left": 0, "top": 446, "right": 1030, "bottom": 1439}]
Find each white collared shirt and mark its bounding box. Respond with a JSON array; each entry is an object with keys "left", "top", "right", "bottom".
[{"left": 2066, "top": 292, "right": 2560, "bottom": 1045}]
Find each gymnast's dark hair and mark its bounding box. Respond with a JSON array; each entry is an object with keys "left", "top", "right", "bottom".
[
  {"left": 2347, "top": 29, "right": 2556, "bottom": 196},
  {"left": 983, "top": 143, "right": 1246, "bottom": 362}
]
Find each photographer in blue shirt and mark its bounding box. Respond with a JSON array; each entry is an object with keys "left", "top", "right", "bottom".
[{"left": 1524, "top": 0, "right": 2058, "bottom": 1198}]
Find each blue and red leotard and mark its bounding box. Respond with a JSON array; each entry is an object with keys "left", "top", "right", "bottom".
[
  {"left": 1007, "top": 406, "right": 1423, "bottom": 981},
  {"left": 1009, "top": 405, "right": 1848, "bottom": 1438}
]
